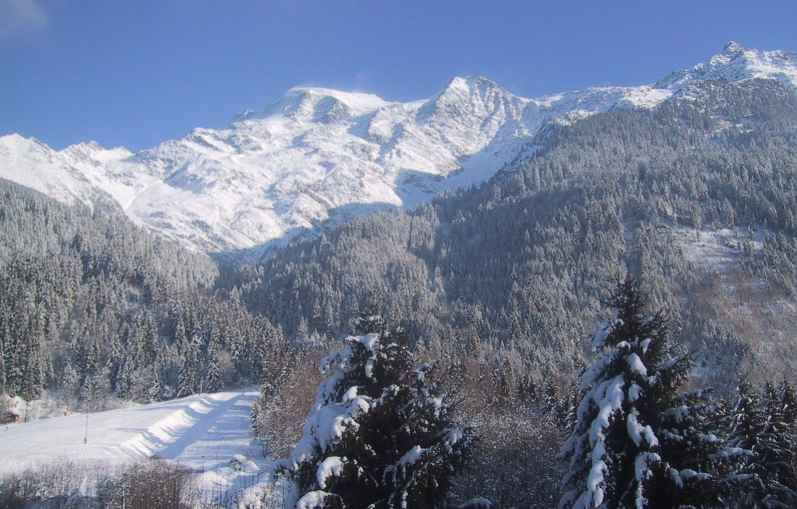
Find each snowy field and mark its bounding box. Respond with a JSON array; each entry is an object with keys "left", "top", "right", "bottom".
[
  {"left": 671, "top": 226, "right": 763, "bottom": 271},
  {"left": 0, "top": 390, "right": 276, "bottom": 504}
]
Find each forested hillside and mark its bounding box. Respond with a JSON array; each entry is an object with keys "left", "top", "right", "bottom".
[
  {"left": 230, "top": 78, "right": 797, "bottom": 391},
  {"left": 5, "top": 78, "right": 795, "bottom": 411},
  {"left": 3, "top": 66, "right": 797, "bottom": 509},
  {"left": 0, "top": 180, "right": 285, "bottom": 405}
]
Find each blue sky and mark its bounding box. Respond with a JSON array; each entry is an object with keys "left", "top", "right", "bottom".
[{"left": 2, "top": 0, "right": 795, "bottom": 150}]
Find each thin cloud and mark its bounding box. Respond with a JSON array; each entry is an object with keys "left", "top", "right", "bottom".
[{"left": 0, "top": 0, "right": 48, "bottom": 38}]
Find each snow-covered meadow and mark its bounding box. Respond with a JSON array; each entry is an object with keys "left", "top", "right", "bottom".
[{"left": 0, "top": 390, "right": 278, "bottom": 505}]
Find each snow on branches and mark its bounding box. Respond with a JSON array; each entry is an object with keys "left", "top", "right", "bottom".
[
  {"left": 560, "top": 279, "right": 719, "bottom": 509},
  {"left": 282, "top": 328, "right": 473, "bottom": 508}
]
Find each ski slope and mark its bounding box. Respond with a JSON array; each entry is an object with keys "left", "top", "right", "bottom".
[{"left": 0, "top": 390, "right": 273, "bottom": 500}]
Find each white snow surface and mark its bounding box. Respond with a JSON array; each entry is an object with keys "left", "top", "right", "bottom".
[
  {"left": 296, "top": 490, "right": 335, "bottom": 509},
  {"left": 0, "top": 390, "right": 272, "bottom": 501},
  {"left": 657, "top": 41, "right": 797, "bottom": 90},
  {"left": 626, "top": 353, "right": 648, "bottom": 377},
  {"left": 397, "top": 445, "right": 425, "bottom": 467},
  {"left": 1, "top": 42, "right": 794, "bottom": 254},
  {"left": 626, "top": 410, "right": 659, "bottom": 448},
  {"left": 671, "top": 226, "right": 764, "bottom": 272},
  {"left": 316, "top": 456, "right": 345, "bottom": 490}
]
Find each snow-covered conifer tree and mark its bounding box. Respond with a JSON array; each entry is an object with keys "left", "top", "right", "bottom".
[
  {"left": 729, "top": 381, "right": 797, "bottom": 507},
  {"left": 657, "top": 388, "right": 723, "bottom": 507},
  {"left": 284, "top": 326, "right": 472, "bottom": 508},
  {"left": 176, "top": 360, "right": 193, "bottom": 398},
  {"left": 559, "top": 278, "right": 719, "bottom": 509},
  {"left": 758, "top": 382, "right": 797, "bottom": 506},
  {"left": 148, "top": 366, "right": 163, "bottom": 402},
  {"left": 780, "top": 381, "right": 797, "bottom": 424},
  {"left": 724, "top": 380, "right": 767, "bottom": 505},
  {"left": 203, "top": 347, "right": 222, "bottom": 394},
  {"left": 352, "top": 309, "right": 387, "bottom": 336},
  {"left": 0, "top": 335, "right": 6, "bottom": 395},
  {"left": 728, "top": 381, "right": 765, "bottom": 454}
]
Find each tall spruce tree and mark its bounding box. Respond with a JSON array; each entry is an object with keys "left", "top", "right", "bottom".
[
  {"left": 780, "top": 381, "right": 796, "bottom": 424},
  {"left": 283, "top": 326, "right": 473, "bottom": 508},
  {"left": 0, "top": 335, "right": 6, "bottom": 395},
  {"left": 560, "top": 278, "right": 720, "bottom": 509},
  {"left": 760, "top": 382, "right": 797, "bottom": 507},
  {"left": 203, "top": 346, "right": 222, "bottom": 394},
  {"left": 725, "top": 380, "right": 768, "bottom": 505},
  {"left": 729, "top": 381, "right": 797, "bottom": 507},
  {"left": 148, "top": 364, "right": 163, "bottom": 402}
]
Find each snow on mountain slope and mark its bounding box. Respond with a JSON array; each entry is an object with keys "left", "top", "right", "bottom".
[
  {"left": 1, "top": 42, "right": 794, "bottom": 254},
  {"left": 0, "top": 134, "right": 157, "bottom": 211},
  {"left": 657, "top": 41, "right": 797, "bottom": 89}
]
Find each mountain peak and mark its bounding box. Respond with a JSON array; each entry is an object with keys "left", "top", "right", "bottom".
[
  {"left": 268, "top": 86, "right": 388, "bottom": 120},
  {"left": 429, "top": 75, "right": 518, "bottom": 113},
  {"left": 0, "top": 133, "right": 51, "bottom": 154},
  {"left": 0, "top": 132, "right": 32, "bottom": 145},
  {"left": 439, "top": 75, "right": 506, "bottom": 97},
  {"left": 63, "top": 140, "right": 106, "bottom": 153},
  {"left": 61, "top": 141, "right": 132, "bottom": 163},
  {"left": 722, "top": 40, "right": 744, "bottom": 54},
  {"left": 233, "top": 109, "right": 257, "bottom": 123},
  {"left": 446, "top": 75, "right": 499, "bottom": 89},
  {"left": 655, "top": 42, "right": 797, "bottom": 90}
]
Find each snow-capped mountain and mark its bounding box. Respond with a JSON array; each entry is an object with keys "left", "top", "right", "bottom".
[
  {"left": 656, "top": 41, "right": 797, "bottom": 89},
  {"left": 1, "top": 42, "right": 795, "bottom": 254}
]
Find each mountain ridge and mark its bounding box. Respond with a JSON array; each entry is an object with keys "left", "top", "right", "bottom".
[{"left": 2, "top": 42, "right": 795, "bottom": 254}]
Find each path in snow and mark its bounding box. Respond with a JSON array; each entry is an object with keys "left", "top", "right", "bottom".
[{"left": 0, "top": 390, "right": 274, "bottom": 503}]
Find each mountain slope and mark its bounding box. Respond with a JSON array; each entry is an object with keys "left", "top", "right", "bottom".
[
  {"left": 1, "top": 42, "right": 795, "bottom": 254},
  {"left": 232, "top": 77, "right": 797, "bottom": 389}
]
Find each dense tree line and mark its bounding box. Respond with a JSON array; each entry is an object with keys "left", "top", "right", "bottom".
[{"left": 0, "top": 180, "right": 284, "bottom": 405}]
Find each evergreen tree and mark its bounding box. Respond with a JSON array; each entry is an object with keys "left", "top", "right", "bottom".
[
  {"left": 79, "top": 340, "right": 100, "bottom": 408},
  {"left": 140, "top": 317, "right": 158, "bottom": 367},
  {"left": 284, "top": 327, "right": 473, "bottom": 508},
  {"left": 148, "top": 366, "right": 163, "bottom": 402},
  {"left": 203, "top": 347, "right": 222, "bottom": 394},
  {"left": 176, "top": 359, "right": 194, "bottom": 398},
  {"left": 560, "top": 278, "right": 719, "bottom": 509},
  {"left": 759, "top": 382, "right": 797, "bottom": 507},
  {"left": 728, "top": 380, "right": 766, "bottom": 454},
  {"left": 116, "top": 359, "right": 134, "bottom": 400},
  {"left": 176, "top": 325, "right": 200, "bottom": 397},
  {"left": 62, "top": 359, "right": 79, "bottom": 399},
  {"left": 780, "top": 381, "right": 797, "bottom": 424},
  {"left": 107, "top": 331, "right": 124, "bottom": 394},
  {"left": 0, "top": 335, "right": 6, "bottom": 395},
  {"left": 657, "top": 388, "right": 723, "bottom": 507},
  {"left": 725, "top": 380, "right": 769, "bottom": 506},
  {"left": 729, "top": 381, "right": 797, "bottom": 507},
  {"left": 20, "top": 314, "right": 45, "bottom": 400},
  {"left": 352, "top": 309, "right": 387, "bottom": 336}
]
